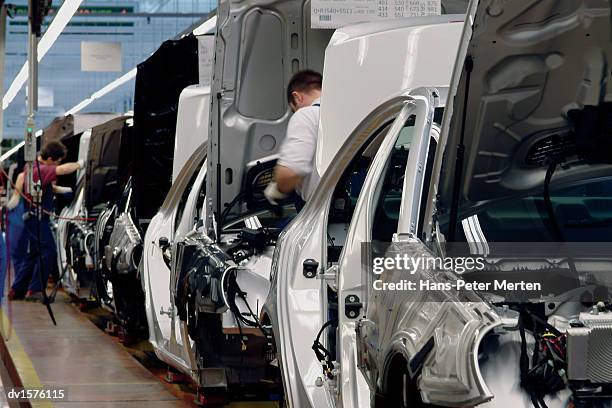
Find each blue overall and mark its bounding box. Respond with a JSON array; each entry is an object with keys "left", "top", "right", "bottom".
[
  {"left": 11, "top": 167, "right": 57, "bottom": 295},
  {"left": 7, "top": 199, "right": 26, "bottom": 297},
  {"left": 0, "top": 228, "right": 6, "bottom": 301}
]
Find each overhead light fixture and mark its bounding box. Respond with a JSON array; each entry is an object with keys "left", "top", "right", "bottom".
[
  {"left": 0, "top": 129, "right": 42, "bottom": 162},
  {"left": 65, "top": 15, "right": 217, "bottom": 116},
  {"left": 2, "top": 0, "right": 84, "bottom": 110},
  {"left": 0, "top": 140, "right": 24, "bottom": 161},
  {"left": 65, "top": 68, "right": 137, "bottom": 115}
]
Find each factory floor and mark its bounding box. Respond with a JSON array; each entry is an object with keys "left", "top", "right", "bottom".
[
  {"left": 0, "top": 291, "right": 280, "bottom": 408},
  {"left": 0, "top": 293, "right": 189, "bottom": 408}
]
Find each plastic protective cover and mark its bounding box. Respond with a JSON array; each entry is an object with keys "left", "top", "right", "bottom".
[
  {"left": 85, "top": 116, "right": 132, "bottom": 213},
  {"left": 133, "top": 34, "right": 199, "bottom": 221}
]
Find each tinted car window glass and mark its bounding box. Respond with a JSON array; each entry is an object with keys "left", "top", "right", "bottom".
[{"left": 456, "top": 176, "right": 612, "bottom": 242}]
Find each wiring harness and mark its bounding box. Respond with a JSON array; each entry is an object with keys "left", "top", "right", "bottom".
[
  {"left": 518, "top": 307, "right": 567, "bottom": 408},
  {"left": 312, "top": 319, "right": 338, "bottom": 379}
]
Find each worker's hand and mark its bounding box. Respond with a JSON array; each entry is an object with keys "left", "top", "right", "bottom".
[
  {"left": 77, "top": 159, "right": 85, "bottom": 169},
  {"left": 54, "top": 185, "right": 73, "bottom": 195},
  {"left": 264, "top": 182, "right": 288, "bottom": 205}
]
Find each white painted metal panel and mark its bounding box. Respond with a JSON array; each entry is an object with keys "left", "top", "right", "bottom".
[
  {"left": 172, "top": 85, "right": 210, "bottom": 182},
  {"left": 316, "top": 16, "right": 463, "bottom": 175}
]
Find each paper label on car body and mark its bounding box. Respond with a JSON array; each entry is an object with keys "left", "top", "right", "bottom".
[
  {"left": 311, "top": 0, "right": 441, "bottom": 29},
  {"left": 198, "top": 35, "right": 215, "bottom": 86}
]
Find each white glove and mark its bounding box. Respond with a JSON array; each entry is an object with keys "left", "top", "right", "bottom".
[
  {"left": 264, "top": 182, "right": 288, "bottom": 205},
  {"left": 77, "top": 159, "right": 85, "bottom": 169},
  {"left": 54, "top": 185, "right": 73, "bottom": 194}
]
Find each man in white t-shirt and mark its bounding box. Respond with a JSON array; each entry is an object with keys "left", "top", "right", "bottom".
[{"left": 264, "top": 70, "right": 322, "bottom": 210}]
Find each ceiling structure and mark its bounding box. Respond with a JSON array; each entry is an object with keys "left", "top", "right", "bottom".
[{"left": 2, "top": 0, "right": 216, "bottom": 140}]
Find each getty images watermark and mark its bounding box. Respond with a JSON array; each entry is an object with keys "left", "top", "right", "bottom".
[
  {"left": 372, "top": 253, "right": 542, "bottom": 292},
  {"left": 5, "top": 387, "right": 68, "bottom": 402},
  {"left": 363, "top": 242, "right": 612, "bottom": 301}
]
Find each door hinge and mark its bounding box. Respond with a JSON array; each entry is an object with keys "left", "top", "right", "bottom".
[{"left": 317, "top": 264, "right": 337, "bottom": 284}]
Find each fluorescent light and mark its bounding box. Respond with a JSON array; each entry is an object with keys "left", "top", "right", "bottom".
[
  {"left": 92, "top": 68, "right": 137, "bottom": 99},
  {"left": 0, "top": 140, "right": 24, "bottom": 162},
  {"left": 193, "top": 15, "right": 217, "bottom": 36},
  {"left": 0, "top": 129, "right": 41, "bottom": 162},
  {"left": 65, "top": 15, "right": 217, "bottom": 116},
  {"left": 38, "top": 0, "right": 83, "bottom": 57},
  {"left": 2, "top": 67, "right": 27, "bottom": 111},
  {"left": 65, "top": 68, "right": 136, "bottom": 115},
  {"left": 2, "top": 0, "right": 84, "bottom": 110}
]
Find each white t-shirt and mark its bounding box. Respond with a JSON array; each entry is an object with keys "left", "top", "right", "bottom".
[{"left": 277, "top": 99, "right": 321, "bottom": 201}]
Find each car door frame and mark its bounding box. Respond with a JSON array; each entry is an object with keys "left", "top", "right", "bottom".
[
  {"left": 268, "top": 91, "right": 427, "bottom": 408},
  {"left": 331, "top": 87, "right": 438, "bottom": 406},
  {"left": 142, "top": 145, "right": 207, "bottom": 376}
]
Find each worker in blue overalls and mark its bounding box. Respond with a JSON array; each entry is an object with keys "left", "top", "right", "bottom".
[
  {"left": 7, "top": 141, "right": 82, "bottom": 301},
  {"left": 0, "top": 184, "right": 9, "bottom": 302},
  {"left": 4, "top": 176, "right": 27, "bottom": 302}
]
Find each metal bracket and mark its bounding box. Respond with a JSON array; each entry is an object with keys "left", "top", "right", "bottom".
[
  {"left": 303, "top": 259, "right": 319, "bottom": 278},
  {"left": 344, "top": 295, "right": 363, "bottom": 319}
]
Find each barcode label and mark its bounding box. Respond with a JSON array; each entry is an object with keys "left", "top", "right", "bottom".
[{"left": 311, "top": 0, "right": 441, "bottom": 29}]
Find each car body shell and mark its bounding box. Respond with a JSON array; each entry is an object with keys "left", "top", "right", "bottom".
[
  {"left": 142, "top": 144, "right": 208, "bottom": 375},
  {"left": 264, "top": 18, "right": 471, "bottom": 408}
]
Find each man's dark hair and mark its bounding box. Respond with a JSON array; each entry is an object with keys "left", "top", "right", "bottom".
[
  {"left": 287, "top": 69, "right": 322, "bottom": 104},
  {"left": 40, "top": 140, "right": 67, "bottom": 161}
]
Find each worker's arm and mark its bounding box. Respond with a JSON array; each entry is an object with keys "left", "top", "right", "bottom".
[
  {"left": 56, "top": 159, "right": 84, "bottom": 176},
  {"left": 14, "top": 172, "right": 24, "bottom": 194},
  {"left": 5, "top": 172, "right": 24, "bottom": 210},
  {"left": 264, "top": 108, "right": 318, "bottom": 205},
  {"left": 274, "top": 165, "right": 303, "bottom": 194},
  {"left": 273, "top": 109, "right": 317, "bottom": 194}
]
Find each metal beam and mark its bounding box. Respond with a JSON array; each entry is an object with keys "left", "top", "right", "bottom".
[{"left": 0, "top": 4, "right": 8, "bottom": 146}]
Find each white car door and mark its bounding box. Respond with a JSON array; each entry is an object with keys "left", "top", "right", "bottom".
[
  {"left": 143, "top": 146, "right": 206, "bottom": 373},
  {"left": 332, "top": 88, "right": 437, "bottom": 405},
  {"left": 271, "top": 93, "right": 431, "bottom": 408},
  {"left": 169, "top": 162, "right": 206, "bottom": 348}
]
